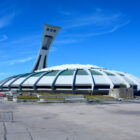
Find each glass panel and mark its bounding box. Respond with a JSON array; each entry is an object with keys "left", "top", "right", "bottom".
[
  {"left": 117, "top": 73, "right": 125, "bottom": 76},
  {"left": 104, "top": 71, "right": 115, "bottom": 76},
  {"left": 77, "top": 70, "right": 88, "bottom": 75},
  {"left": 90, "top": 70, "right": 102, "bottom": 75},
  {"left": 31, "top": 72, "right": 45, "bottom": 77},
  {"left": 60, "top": 70, "right": 74, "bottom": 76},
  {"left": 21, "top": 73, "right": 32, "bottom": 78},
  {"left": 44, "top": 71, "right": 59, "bottom": 76}
]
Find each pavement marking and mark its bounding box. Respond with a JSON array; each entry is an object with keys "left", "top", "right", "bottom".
[
  {"left": 3, "top": 122, "right": 7, "bottom": 140},
  {"left": 0, "top": 112, "right": 13, "bottom": 122},
  {"left": 26, "top": 128, "right": 34, "bottom": 140}
]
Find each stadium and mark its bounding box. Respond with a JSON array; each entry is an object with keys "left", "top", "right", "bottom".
[{"left": 0, "top": 24, "right": 140, "bottom": 95}]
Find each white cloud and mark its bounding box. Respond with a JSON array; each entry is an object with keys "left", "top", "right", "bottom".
[
  {"left": 54, "top": 39, "right": 78, "bottom": 45},
  {"left": 0, "top": 72, "right": 11, "bottom": 78},
  {"left": 1, "top": 56, "right": 35, "bottom": 65},
  {"left": 9, "top": 34, "right": 41, "bottom": 45},
  {"left": 0, "top": 35, "right": 8, "bottom": 42},
  {"left": 49, "top": 47, "right": 57, "bottom": 53},
  {"left": 0, "top": 72, "right": 8, "bottom": 76},
  {"left": 0, "top": 13, "right": 16, "bottom": 28},
  {"left": 0, "top": 72, "right": 12, "bottom": 80},
  {"left": 66, "top": 21, "right": 130, "bottom": 38},
  {"left": 9, "top": 56, "right": 35, "bottom": 65},
  {"left": 63, "top": 8, "right": 129, "bottom": 36}
]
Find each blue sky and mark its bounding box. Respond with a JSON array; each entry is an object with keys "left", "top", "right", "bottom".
[{"left": 0, "top": 0, "right": 140, "bottom": 80}]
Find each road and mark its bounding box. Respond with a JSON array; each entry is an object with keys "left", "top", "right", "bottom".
[{"left": 0, "top": 97, "right": 140, "bottom": 140}]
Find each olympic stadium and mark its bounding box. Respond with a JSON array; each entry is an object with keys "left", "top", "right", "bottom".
[{"left": 0, "top": 24, "right": 140, "bottom": 94}]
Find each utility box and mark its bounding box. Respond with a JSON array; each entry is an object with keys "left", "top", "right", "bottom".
[{"left": 109, "top": 88, "right": 133, "bottom": 98}]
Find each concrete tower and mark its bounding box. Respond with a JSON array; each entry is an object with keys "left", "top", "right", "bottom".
[{"left": 31, "top": 24, "right": 61, "bottom": 72}]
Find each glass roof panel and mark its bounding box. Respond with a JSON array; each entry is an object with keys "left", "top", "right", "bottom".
[
  {"left": 60, "top": 70, "right": 75, "bottom": 76},
  {"left": 31, "top": 72, "right": 45, "bottom": 77},
  {"left": 44, "top": 71, "right": 59, "bottom": 76},
  {"left": 77, "top": 70, "right": 88, "bottom": 75},
  {"left": 20, "top": 73, "right": 32, "bottom": 78},
  {"left": 104, "top": 71, "right": 115, "bottom": 76},
  {"left": 117, "top": 73, "right": 125, "bottom": 76},
  {"left": 90, "top": 70, "right": 102, "bottom": 75}
]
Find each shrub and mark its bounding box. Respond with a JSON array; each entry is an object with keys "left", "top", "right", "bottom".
[
  {"left": 120, "top": 84, "right": 127, "bottom": 88},
  {"left": 38, "top": 93, "right": 77, "bottom": 96},
  {"left": 7, "top": 96, "right": 13, "bottom": 101},
  {"left": 17, "top": 95, "right": 39, "bottom": 100}
]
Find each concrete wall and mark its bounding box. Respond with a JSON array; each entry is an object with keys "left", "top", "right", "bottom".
[{"left": 109, "top": 88, "right": 133, "bottom": 98}]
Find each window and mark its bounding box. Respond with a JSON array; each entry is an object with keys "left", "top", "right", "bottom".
[
  {"left": 50, "top": 29, "right": 53, "bottom": 32},
  {"left": 46, "top": 28, "right": 56, "bottom": 33},
  {"left": 31, "top": 72, "right": 45, "bottom": 77},
  {"left": 104, "top": 71, "right": 115, "bottom": 76},
  {"left": 36, "top": 85, "right": 51, "bottom": 89},
  {"left": 21, "top": 73, "right": 32, "bottom": 78},
  {"left": 60, "top": 70, "right": 74, "bottom": 76},
  {"left": 90, "top": 70, "right": 102, "bottom": 75},
  {"left": 77, "top": 70, "right": 88, "bottom": 75},
  {"left": 74, "top": 85, "right": 91, "bottom": 89},
  {"left": 44, "top": 71, "right": 59, "bottom": 76},
  {"left": 94, "top": 85, "right": 110, "bottom": 89},
  {"left": 117, "top": 73, "right": 125, "bottom": 76},
  {"left": 54, "top": 86, "right": 72, "bottom": 89}
]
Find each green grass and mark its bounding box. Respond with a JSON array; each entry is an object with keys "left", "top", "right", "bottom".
[
  {"left": 38, "top": 93, "right": 78, "bottom": 96},
  {"left": 84, "top": 95, "right": 114, "bottom": 99},
  {"left": 17, "top": 95, "right": 39, "bottom": 100},
  {"left": 38, "top": 93, "right": 114, "bottom": 99},
  {"left": 7, "top": 96, "right": 13, "bottom": 101},
  {"left": 120, "top": 84, "right": 127, "bottom": 88},
  {"left": 120, "top": 97, "right": 133, "bottom": 99},
  {"left": 135, "top": 96, "right": 140, "bottom": 98}
]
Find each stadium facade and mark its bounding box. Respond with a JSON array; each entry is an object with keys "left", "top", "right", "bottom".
[{"left": 0, "top": 24, "right": 140, "bottom": 94}]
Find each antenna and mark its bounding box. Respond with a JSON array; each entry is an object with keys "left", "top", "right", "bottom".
[{"left": 31, "top": 24, "right": 61, "bottom": 72}]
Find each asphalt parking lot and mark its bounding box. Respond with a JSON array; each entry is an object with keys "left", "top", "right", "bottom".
[{"left": 0, "top": 97, "right": 140, "bottom": 140}]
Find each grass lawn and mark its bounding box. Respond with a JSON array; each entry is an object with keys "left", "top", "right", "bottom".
[
  {"left": 84, "top": 95, "right": 114, "bottom": 99},
  {"left": 17, "top": 95, "right": 39, "bottom": 100},
  {"left": 38, "top": 93, "right": 113, "bottom": 99},
  {"left": 38, "top": 93, "right": 78, "bottom": 96},
  {"left": 7, "top": 96, "right": 13, "bottom": 101}
]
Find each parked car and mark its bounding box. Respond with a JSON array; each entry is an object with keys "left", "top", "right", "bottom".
[{"left": 0, "top": 93, "right": 5, "bottom": 97}]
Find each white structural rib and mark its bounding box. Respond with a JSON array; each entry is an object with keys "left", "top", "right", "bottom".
[
  {"left": 107, "top": 70, "right": 130, "bottom": 88},
  {"left": 0, "top": 64, "right": 140, "bottom": 93},
  {"left": 0, "top": 76, "right": 14, "bottom": 88},
  {"left": 125, "top": 74, "right": 140, "bottom": 90},
  {"left": 7, "top": 74, "right": 26, "bottom": 89},
  {"left": 96, "top": 69, "right": 114, "bottom": 89},
  {"left": 18, "top": 73, "right": 35, "bottom": 90},
  {"left": 84, "top": 68, "right": 95, "bottom": 93},
  {"left": 51, "top": 70, "right": 65, "bottom": 90},
  {"left": 33, "top": 71, "right": 51, "bottom": 90}
]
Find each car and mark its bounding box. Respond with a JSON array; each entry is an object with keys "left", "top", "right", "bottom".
[{"left": 0, "top": 93, "right": 5, "bottom": 97}]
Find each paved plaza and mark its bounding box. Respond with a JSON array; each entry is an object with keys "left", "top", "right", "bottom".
[{"left": 0, "top": 98, "right": 140, "bottom": 140}]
